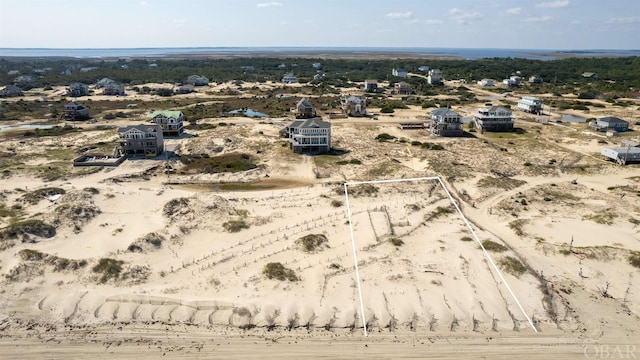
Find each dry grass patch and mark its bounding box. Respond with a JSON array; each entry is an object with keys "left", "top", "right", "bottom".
[
  {"left": 499, "top": 256, "right": 527, "bottom": 277},
  {"left": 296, "top": 234, "right": 329, "bottom": 253}
]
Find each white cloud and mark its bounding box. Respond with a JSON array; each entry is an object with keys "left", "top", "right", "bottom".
[
  {"left": 449, "top": 8, "right": 481, "bottom": 24},
  {"left": 422, "top": 19, "right": 444, "bottom": 25},
  {"left": 524, "top": 16, "right": 553, "bottom": 22},
  {"left": 506, "top": 7, "right": 521, "bottom": 15},
  {"left": 139, "top": 1, "right": 152, "bottom": 7},
  {"left": 606, "top": 16, "right": 640, "bottom": 24},
  {"left": 535, "top": 0, "right": 569, "bottom": 9},
  {"left": 385, "top": 11, "right": 412, "bottom": 19},
  {"left": 257, "top": 2, "right": 283, "bottom": 8}
]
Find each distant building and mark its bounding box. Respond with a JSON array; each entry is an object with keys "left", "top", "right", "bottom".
[
  {"left": 561, "top": 114, "right": 586, "bottom": 123},
  {"left": 341, "top": 95, "right": 367, "bottom": 117},
  {"left": 96, "top": 78, "right": 115, "bottom": 88},
  {"left": 187, "top": 75, "right": 209, "bottom": 86},
  {"left": 312, "top": 62, "right": 322, "bottom": 70},
  {"left": 477, "top": 79, "right": 494, "bottom": 87},
  {"left": 147, "top": 110, "right": 184, "bottom": 137},
  {"left": 14, "top": 75, "right": 36, "bottom": 87},
  {"left": 240, "top": 66, "right": 255, "bottom": 72},
  {"left": 392, "top": 68, "right": 408, "bottom": 78},
  {"left": 313, "top": 73, "right": 324, "bottom": 81},
  {"left": 601, "top": 142, "right": 640, "bottom": 165},
  {"left": 363, "top": 79, "right": 378, "bottom": 93},
  {"left": 430, "top": 108, "right": 464, "bottom": 136},
  {"left": 281, "top": 118, "right": 331, "bottom": 154},
  {"left": 67, "top": 83, "right": 90, "bottom": 97},
  {"left": 0, "top": 85, "right": 23, "bottom": 97},
  {"left": 428, "top": 69, "right": 443, "bottom": 85},
  {"left": 589, "top": 117, "right": 629, "bottom": 132},
  {"left": 418, "top": 66, "right": 430, "bottom": 72},
  {"left": 503, "top": 76, "right": 521, "bottom": 87},
  {"left": 103, "top": 81, "right": 125, "bottom": 96},
  {"left": 177, "top": 84, "right": 195, "bottom": 94},
  {"left": 473, "top": 106, "right": 514, "bottom": 132},
  {"left": 394, "top": 81, "right": 412, "bottom": 95},
  {"left": 282, "top": 72, "right": 297, "bottom": 84},
  {"left": 7, "top": 70, "right": 19, "bottom": 75},
  {"left": 529, "top": 75, "right": 543, "bottom": 84},
  {"left": 517, "top": 96, "right": 543, "bottom": 114},
  {"left": 293, "top": 98, "right": 316, "bottom": 119},
  {"left": 63, "top": 100, "right": 90, "bottom": 120},
  {"left": 582, "top": 72, "right": 598, "bottom": 79},
  {"left": 117, "top": 124, "right": 164, "bottom": 157}
]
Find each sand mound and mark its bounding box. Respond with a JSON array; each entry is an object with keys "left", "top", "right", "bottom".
[{"left": 46, "top": 190, "right": 101, "bottom": 233}]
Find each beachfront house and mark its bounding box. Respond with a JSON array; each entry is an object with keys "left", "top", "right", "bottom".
[
  {"left": 529, "top": 75, "right": 543, "bottom": 84},
  {"left": 477, "top": 79, "right": 495, "bottom": 87},
  {"left": 293, "top": 98, "right": 317, "bottom": 119},
  {"left": 14, "top": 75, "right": 36, "bottom": 87},
  {"left": 147, "top": 110, "right": 184, "bottom": 137},
  {"left": 282, "top": 118, "right": 331, "bottom": 154},
  {"left": 187, "top": 75, "right": 209, "bottom": 86},
  {"left": 103, "top": 82, "right": 125, "bottom": 96},
  {"left": 601, "top": 141, "right": 640, "bottom": 165},
  {"left": 428, "top": 69, "right": 444, "bottom": 85},
  {"left": 341, "top": 95, "right": 367, "bottom": 117},
  {"left": 503, "top": 76, "right": 521, "bottom": 87},
  {"left": 582, "top": 72, "right": 598, "bottom": 79},
  {"left": 177, "top": 84, "right": 195, "bottom": 94},
  {"left": 63, "top": 100, "right": 90, "bottom": 121},
  {"left": 363, "top": 79, "right": 378, "bottom": 93},
  {"left": 116, "top": 124, "right": 164, "bottom": 157},
  {"left": 0, "top": 85, "right": 23, "bottom": 97},
  {"left": 429, "top": 108, "right": 464, "bottom": 136},
  {"left": 392, "top": 68, "right": 408, "bottom": 78},
  {"left": 282, "top": 72, "right": 297, "bottom": 84},
  {"left": 394, "top": 81, "right": 412, "bottom": 95},
  {"left": 67, "top": 83, "right": 90, "bottom": 97},
  {"left": 312, "top": 63, "right": 322, "bottom": 70},
  {"left": 517, "top": 96, "right": 543, "bottom": 114},
  {"left": 418, "top": 66, "right": 430, "bottom": 72},
  {"left": 96, "top": 78, "right": 115, "bottom": 88},
  {"left": 473, "top": 106, "right": 514, "bottom": 132},
  {"left": 589, "top": 117, "right": 629, "bottom": 132}
]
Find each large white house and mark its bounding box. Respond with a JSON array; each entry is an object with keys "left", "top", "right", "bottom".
[
  {"left": 428, "top": 69, "right": 443, "bottom": 85},
  {"left": 282, "top": 72, "right": 297, "bottom": 84},
  {"left": 517, "top": 96, "right": 543, "bottom": 114},
  {"left": 341, "top": 95, "right": 367, "bottom": 117},
  {"left": 147, "top": 110, "right": 184, "bottom": 137},
  {"left": 282, "top": 118, "right": 331, "bottom": 153},
  {"left": 116, "top": 124, "right": 164, "bottom": 157},
  {"left": 473, "top": 106, "right": 514, "bottom": 132},
  {"left": 392, "top": 68, "right": 408, "bottom": 78},
  {"left": 430, "top": 108, "right": 464, "bottom": 136}
]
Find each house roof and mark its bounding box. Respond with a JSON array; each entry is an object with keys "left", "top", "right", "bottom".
[
  {"left": 480, "top": 106, "right": 512, "bottom": 113},
  {"left": 599, "top": 116, "right": 628, "bottom": 124},
  {"left": 147, "top": 110, "right": 183, "bottom": 119},
  {"left": 431, "top": 108, "right": 459, "bottom": 117},
  {"left": 365, "top": 79, "right": 378, "bottom": 84},
  {"left": 290, "top": 118, "right": 330, "bottom": 129},
  {"left": 117, "top": 124, "right": 161, "bottom": 134},
  {"left": 296, "top": 98, "right": 313, "bottom": 108}
]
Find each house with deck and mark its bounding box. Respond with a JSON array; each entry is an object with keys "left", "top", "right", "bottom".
[
  {"left": 529, "top": 75, "right": 543, "bottom": 84},
  {"left": 601, "top": 141, "right": 640, "bottom": 165},
  {"left": 0, "top": 85, "right": 23, "bottom": 97},
  {"left": 116, "top": 124, "right": 164, "bottom": 157},
  {"left": 293, "top": 98, "right": 316, "bottom": 119},
  {"left": 187, "top": 75, "right": 209, "bottom": 86},
  {"left": 147, "top": 110, "right": 184, "bottom": 137},
  {"left": 363, "top": 79, "right": 378, "bottom": 93},
  {"left": 341, "top": 95, "right": 367, "bottom": 117},
  {"left": 428, "top": 69, "right": 443, "bottom": 85},
  {"left": 282, "top": 72, "right": 297, "bottom": 84},
  {"left": 281, "top": 118, "right": 331, "bottom": 154},
  {"left": 67, "top": 83, "right": 90, "bottom": 97},
  {"left": 477, "top": 79, "right": 494, "bottom": 87},
  {"left": 589, "top": 117, "right": 629, "bottom": 132},
  {"left": 63, "top": 100, "right": 89, "bottom": 120},
  {"left": 430, "top": 108, "right": 464, "bottom": 136},
  {"left": 517, "top": 96, "right": 543, "bottom": 114},
  {"left": 473, "top": 106, "right": 514, "bottom": 132},
  {"left": 394, "top": 81, "right": 412, "bottom": 95},
  {"left": 392, "top": 68, "right": 408, "bottom": 78}
]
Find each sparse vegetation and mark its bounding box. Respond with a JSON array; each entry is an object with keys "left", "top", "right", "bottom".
[
  {"left": 263, "top": 262, "right": 298, "bottom": 281},
  {"left": 21, "top": 187, "right": 66, "bottom": 205},
  {"left": 0, "top": 219, "right": 56, "bottom": 240},
  {"left": 630, "top": 252, "right": 640, "bottom": 269},
  {"left": 223, "top": 219, "right": 250, "bottom": 232},
  {"left": 179, "top": 153, "right": 258, "bottom": 174},
  {"left": 375, "top": 133, "right": 396, "bottom": 142},
  {"left": 92, "top": 258, "right": 124, "bottom": 283},
  {"left": 508, "top": 219, "right": 528, "bottom": 237},
  {"left": 390, "top": 238, "right": 404, "bottom": 247},
  {"left": 424, "top": 206, "right": 454, "bottom": 222},
  {"left": 345, "top": 184, "right": 379, "bottom": 197},
  {"left": 499, "top": 256, "right": 527, "bottom": 276},
  {"left": 296, "top": 234, "right": 329, "bottom": 253},
  {"left": 163, "top": 197, "right": 190, "bottom": 216},
  {"left": 330, "top": 199, "right": 343, "bottom": 207},
  {"left": 460, "top": 236, "right": 473, "bottom": 242},
  {"left": 481, "top": 239, "right": 508, "bottom": 252}
]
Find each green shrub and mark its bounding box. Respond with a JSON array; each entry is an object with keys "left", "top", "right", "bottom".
[
  {"left": 375, "top": 133, "right": 396, "bottom": 142},
  {"left": 424, "top": 206, "right": 454, "bottom": 222},
  {"left": 330, "top": 199, "right": 343, "bottom": 207},
  {"left": 460, "top": 236, "right": 473, "bottom": 242},
  {"left": 296, "top": 234, "right": 329, "bottom": 252},
  {"left": 93, "top": 258, "right": 124, "bottom": 283},
  {"left": 1, "top": 219, "right": 56, "bottom": 239},
  {"left": 481, "top": 239, "right": 508, "bottom": 252},
  {"left": 629, "top": 252, "right": 640, "bottom": 269},
  {"left": 263, "top": 262, "right": 298, "bottom": 281},
  {"left": 390, "top": 238, "right": 404, "bottom": 247},
  {"left": 18, "top": 249, "right": 45, "bottom": 261},
  {"left": 22, "top": 187, "right": 66, "bottom": 204},
  {"left": 223, "top": 219, "right": 249, "bottom": 232},
  {"left": 498, "top": 256, "right": 527, "bottom": 276}
]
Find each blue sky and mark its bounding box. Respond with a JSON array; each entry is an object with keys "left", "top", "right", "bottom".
[{"left": 0, "top": 0, "right": 638, "bottom": 49}]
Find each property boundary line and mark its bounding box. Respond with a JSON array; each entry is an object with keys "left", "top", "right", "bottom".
[{"left": 344, "top": 176, "right": 537, "bottom": 337}]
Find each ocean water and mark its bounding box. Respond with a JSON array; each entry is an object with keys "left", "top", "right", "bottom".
[{"left": 0, "top": 47, "right": 638, "bottom": 60}]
